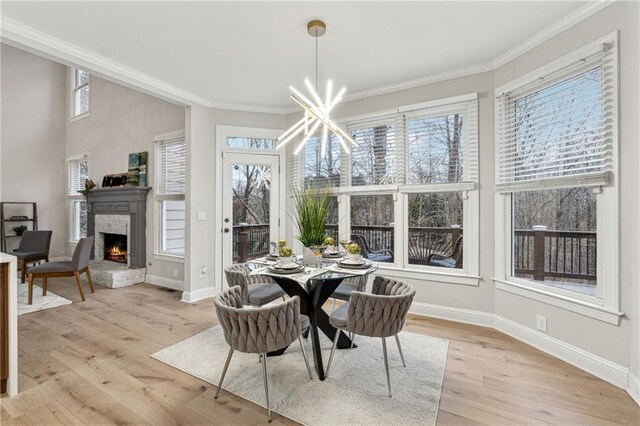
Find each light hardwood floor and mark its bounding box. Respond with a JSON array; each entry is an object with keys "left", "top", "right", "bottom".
[{"left": 1, "top": 279, "right": 638, "bottom": 425}]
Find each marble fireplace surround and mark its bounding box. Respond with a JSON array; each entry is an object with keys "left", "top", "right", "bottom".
[{"left": 87, "top": 187, "right": 151, "bottom": 269}]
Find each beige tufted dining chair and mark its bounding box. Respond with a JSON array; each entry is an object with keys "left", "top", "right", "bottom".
[
  {"left": 325, "top": 276, "right": 415, "bottom": 397},
  {"left": 224, "top": 263, "right": 286, "bottom": 307},
  {"left": 214, "top": 286, "right": 313, "bottom": 422}
]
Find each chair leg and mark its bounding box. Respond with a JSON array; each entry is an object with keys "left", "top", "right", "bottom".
[
  {"left": 262, "top": 352, "right": 271, "bottom": 422},
  {"left": 299, "top": 337, "right": 313, "bottom": 380},
  {"left": 42, "top": 277, "right": 48, "bottom": 296},
  {"left": 325, "top": 329, "right": 341, "bottom": 378},
  {"left": 351, "top": 333, "right": 356, "bottom": 349},
  {"left": 74, "top": 272, "right": 86, "bottom": 301},
  {"left": 332, "top": 298, "right": 336, "bottom": 311},
  {"left": 28, "top": 273, "right": 34, "bottom": 305},
  {"left": 20, "top": 259, "right": 26, "bottom": 284},
  {"left": 85, "top": 269, "right": 95, "bottom": 293},
  {"left": 215, "top": 347, "right": 234, "bottom": 399},
  {"left": 395, "top": 334, "right": 406, "bottom": 367},
  {"left": 382, "top": 337, "right": 392, "bottom": 397}
]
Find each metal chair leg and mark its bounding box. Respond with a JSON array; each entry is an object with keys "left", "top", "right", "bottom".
[
  {"left": 299, "top": 337, "right": 313, "bottom": 380},
  {"left": 395, "top": 334, "right": 406, "bottom": 367},
  {"left": 262, "top": 352, "right": 271, "bottom": 422},
  {"left": 382, "top": 337, "right": 392, "bottom": 397},
  {"left": 351, "top": 333, "right": 356, "bottom": 349},
  {"left": 332, "top": 298, "right": 337, "bottom": 311},
  {"left": 325, "top": 329, "right": 341, "bottom": 378},
  {"left": 215, "top": 347, "right": 234, "bottom": 399}
]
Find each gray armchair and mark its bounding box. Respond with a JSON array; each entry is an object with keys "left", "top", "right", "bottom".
[
  {"left": 224, "top": 263, "right": 286, "bottom": 306},
  {"left": 13, "top": 230, "right": 52, "bottom": 283},
  {"left": 326, "top": 276, "right": 415, "bottom": 397},
  {"left": 27, "top": 236, "right": 95, "bottom": 304},
  {"left": 214, "top": 286, "right": 313, "bottom": 422}
]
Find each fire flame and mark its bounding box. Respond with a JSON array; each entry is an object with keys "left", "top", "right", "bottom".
[{"left": 108, "top": 246, "right": 127, "bottom": 257}]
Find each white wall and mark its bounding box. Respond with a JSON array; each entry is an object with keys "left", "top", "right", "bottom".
[
  {"left": 493, "top": 0, "right": 638, "bottom": 369},
  {"left": 65, "top": 74, "right": 186, "bottom": 283},
  {"left": 0, "top": 44, "right": 67, "bottom": 257}
]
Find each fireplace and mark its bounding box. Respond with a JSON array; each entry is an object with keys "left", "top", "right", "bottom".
[{"left": 103, "top": 233, "right": 127, "bottom": 263}]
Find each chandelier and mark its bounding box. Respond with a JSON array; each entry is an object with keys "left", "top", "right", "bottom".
[{"left": 276, "top": 20, "right": 357, "bottom": 156}]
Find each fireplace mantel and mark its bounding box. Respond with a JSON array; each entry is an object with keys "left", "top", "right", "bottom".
[{"left": 86, "top": 187, "right": 151, "bottom": 269}]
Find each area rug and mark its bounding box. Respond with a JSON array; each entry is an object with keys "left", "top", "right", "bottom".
[
  {"left": 17, "top": 283, "right": 72, "bottom": 315},
  {"left": 152, "top": 326, "right": 448, "bottom": 425}
]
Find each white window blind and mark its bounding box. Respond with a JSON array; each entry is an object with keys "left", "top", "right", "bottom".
[
  {"left": 348, "top": 115, "right": 404, "bottom": 186},
  {"left": 495, "top": 43, "right": 615, "bottom": 193},
  {"left": 67, "top": 154, "right": 89, "bottom": 196},
  {"left": 405, "top": 98, "right": 478, "bottom": 185},
  {"left": 155, "top": 132, "right": 186, "bottom": 200}
]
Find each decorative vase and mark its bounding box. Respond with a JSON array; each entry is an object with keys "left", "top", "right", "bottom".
[{"left": 348, "top": 253, "right": 362, "bottom": 263}]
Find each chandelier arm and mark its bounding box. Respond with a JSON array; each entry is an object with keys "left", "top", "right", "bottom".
[
  {"left": 291, "top": 94, "right": 357, "bottom": 147},
  {"left": 320, "top": 125, "right": 329, "bottom": 157},
  {"left": 304, "top": 79, "right": 325, "bottom": 111},
  {"left": 277, "top": 117, "right": 306, "bottom": 141},
  {"left": 276, "top": 117, "right": 317, "bottom": 149},
  {"left": 294, "top": 120, "right": 323, "bottom": 156}
]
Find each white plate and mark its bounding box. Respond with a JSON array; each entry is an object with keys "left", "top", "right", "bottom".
[
  {"left": 275, "top": 263, "right": 299, "bottom": 270},
  {"left": 341, "top": 259, "right": 366, "bottom": 265}
]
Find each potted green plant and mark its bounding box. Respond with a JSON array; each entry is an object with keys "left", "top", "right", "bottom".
[
  {"left": 291, "top": 186, "right": 330, "bottom": 265},
  {"left": 345, "top": 243, "right": 362, "bottom": 263},
  {"left": 13, "top": 225, "right": 28, "bottom": 236},
  {"left": 278, "top": 245, "right": 293, "bottom": 266}
]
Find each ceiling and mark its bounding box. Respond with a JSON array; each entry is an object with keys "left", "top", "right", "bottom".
[{"left": 2, "top": 1, "right": 589, "bottom": 110}]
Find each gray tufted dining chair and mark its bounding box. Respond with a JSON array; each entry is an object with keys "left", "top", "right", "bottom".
[
  {"left": 325, "top": 276, "right": 415, "bottom": 397},
  {"left": 224, "top": 263, "right": 286, "bottom": 307},
  {"left": 214, "top": 286, "right": 313, "bottom": 422}
]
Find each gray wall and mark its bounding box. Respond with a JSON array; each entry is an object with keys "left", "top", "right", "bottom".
[
  {"left": 0, "top": 45, "right": 67, "bottom": 257},
  {"left": 493, "top": 0, "right": 638, "bottom": 369},
  {"left": 65, "top": 74, "right": 186, "bottom": 282}
]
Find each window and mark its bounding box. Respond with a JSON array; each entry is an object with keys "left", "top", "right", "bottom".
[
  {"left": 226, "top": 137, "right": 276, "bottom": 150},
  {"left": 155, "top": 131, "right": 186, "bottom": 256},
  {"left": 71, "top": 68, "right": 90, "bottom": 117},
  {"left": 67, "top": 154, "right": 89, "bottom": 241},
  {"left": 298, "top": 94, "right": 479, "bottom": 278},
  {"left": 494, "top": 33, "right": 619, "bottom": 319}
]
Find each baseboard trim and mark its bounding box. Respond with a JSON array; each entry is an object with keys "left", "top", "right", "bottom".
[
  {"left": 493, "top": 315, "right": 629, "bottom": 389},
  {"left": 145, "top": 274, "right": 184, "bottom": 291},
  {"left": 410, "top": 301, "right": 495, "bottom": 328},
  {"left": 181, "top": 286, "right": 216, "bottom": 303},
  {"left": 628, "top": 371, "right": 640, "bottom": 406},
  {"left": 408, "top": 301, "right": 638, "bottom": 407}
]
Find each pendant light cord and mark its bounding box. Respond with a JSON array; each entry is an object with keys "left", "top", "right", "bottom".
[{"left": 315, "top": 30, "right": 318, "bottom": 90}]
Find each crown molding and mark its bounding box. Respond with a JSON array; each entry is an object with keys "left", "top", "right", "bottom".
[
  {"left": 492, "top": 0, "right": 616, "bottom": 68},
  {"left": 0, "top": 16, "right": 290, "bottom": 114},
  {"left": 1, "top": 0, "right": 617, "bottom": 114}
]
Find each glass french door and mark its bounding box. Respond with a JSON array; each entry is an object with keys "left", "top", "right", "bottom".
[{"left": 221, "top": 153, "right": 280, "bottom": 273}]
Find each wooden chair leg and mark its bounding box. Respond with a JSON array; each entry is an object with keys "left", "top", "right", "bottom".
[
  {"left": 42, "top": 277, "right": 48, "bottom": 296},
  {"left": 74, "top": 272, "right": 86, "bottom": 301},
  {"left": 28, "top": 273, "right": 34, "bottom": 305},
  {"left": 85, "top": 269, "right": 95, "bottom": 293},
  {"left": 21, "top": 259, "right": 26, "bottom": 284}
]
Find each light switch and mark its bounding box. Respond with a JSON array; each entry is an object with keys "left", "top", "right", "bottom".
[{"left": 197, "top": 211, "right": 206, "bottom": 221}]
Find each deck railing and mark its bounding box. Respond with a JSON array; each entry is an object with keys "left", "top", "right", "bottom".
[{"left": 233, "top": 224, "right": 596, "bottom": 283}]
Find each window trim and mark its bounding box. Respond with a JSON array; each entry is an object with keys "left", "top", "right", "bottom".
[
  {"left": 299, "top": 93, "right": 480, "bottom": 281},
  {"left": 66, "top": 153, "right": 89, "bottom": 242},
  {"left": 154, "top": 130, "right": 187, "bottom": 258},
  {"left": 493, "top": 32, "right": 621, "bottom": 324},
  {"left": 70, "top": 67, "right": 90, "bottom": 120}
]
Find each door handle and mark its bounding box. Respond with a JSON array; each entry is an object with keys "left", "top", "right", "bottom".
[{"left": 224, "top": 228, "right": 230, "bottom": 233}]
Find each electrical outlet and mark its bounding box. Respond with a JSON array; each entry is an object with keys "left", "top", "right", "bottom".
[
  {"left": 536, "top": 315, "right": 547, "bottom": 332},
  {"left": 199, "top": 266, "right": 207, "bottom": 277},
  {"left": 173, "top": 268, "right": 178, "bottom": 279}
]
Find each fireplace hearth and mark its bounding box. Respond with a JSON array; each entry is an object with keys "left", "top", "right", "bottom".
[{"left": 104, "top": 233, "right": 127, "bottom": 263}]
